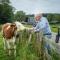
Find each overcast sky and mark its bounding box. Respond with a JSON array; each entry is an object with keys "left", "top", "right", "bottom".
[{"left": 10, "top": 0, "right": 60, "bottom": 14}]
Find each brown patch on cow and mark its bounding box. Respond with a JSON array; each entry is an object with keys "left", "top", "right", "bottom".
[{"left": 2, "top": 23, "right": 17, "bottom": 39}]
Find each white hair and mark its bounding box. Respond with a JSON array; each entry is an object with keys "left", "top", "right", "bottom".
[{"left": 34, "top": 13, "right": 43, "bottom": 17}]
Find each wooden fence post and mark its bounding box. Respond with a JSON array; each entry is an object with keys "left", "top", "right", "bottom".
[{"left": 35, "top": 31, "right": 50, "bottom": 60}]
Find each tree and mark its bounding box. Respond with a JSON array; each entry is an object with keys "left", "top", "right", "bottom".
[
  {"left": 53, "top": 14, "right": 60, "bottom": 22},
  {"left": 14, "top": 11, "right": 26, "bottom": 22},
  {"left": 1, "top": 0, "right": 10, "bottom": 4},
  {"left": 47, "top": 14, "right": 60, "bottom": 24},
  {"left": 47, "top": 14, "right": 54, "bottom": 22},
  {"left": 0, "top": 0, "right": 14, "bottom": 24}
]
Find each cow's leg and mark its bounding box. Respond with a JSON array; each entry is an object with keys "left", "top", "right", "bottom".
[
  {"left": 6, "top": 40, "right": 11, "bottom": 55},
  {"left": 3, "top": 38, "right": 6, "bottom": 50},
  {"left": 8, "top": 49, "right": 11, "bottom": 56},
  {"left": 13, "top": 37, "right": 16, "bottom": 56},
  {"left": 14, "top": 45, "right": 16, "bottom": 56}
]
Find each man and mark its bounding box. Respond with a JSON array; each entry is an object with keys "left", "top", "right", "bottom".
[
  {"left": 32, "top": 13, "right": 52, "bottom": 54},
  {"left": 33, "top": 13, "right": 52, "bottom": 39}
]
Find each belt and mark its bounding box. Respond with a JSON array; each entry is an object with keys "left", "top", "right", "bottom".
[{"left": 43, "top": 33, "right": 52, "bottom": 35}]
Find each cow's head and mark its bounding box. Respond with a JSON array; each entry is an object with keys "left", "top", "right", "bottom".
[{"left": 10, "top": 23, "right": 17, "bottom": 31}]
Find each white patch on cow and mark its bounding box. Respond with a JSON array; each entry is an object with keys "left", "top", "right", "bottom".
[
  {"left": 6, "top": 25, "right": 10, "bottom": 30},
  {"left": 6, "top": 37, "right": 16, "bottom": 49}
]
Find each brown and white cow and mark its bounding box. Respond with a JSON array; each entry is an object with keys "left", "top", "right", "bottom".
[
  {"left": 2, "top": 21, "right": 33, "bottom": 56},
  {"left": 2, "top": 23, "right": 17, "bottom": 56}
]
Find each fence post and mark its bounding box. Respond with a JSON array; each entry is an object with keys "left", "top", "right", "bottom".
[{"left": 35, "top": 30, "right": 51, "bottom": 60}]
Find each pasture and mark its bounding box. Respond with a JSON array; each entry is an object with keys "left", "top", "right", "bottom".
[{"left": 0, "top": 25, "right": 60, "bottom": 60}]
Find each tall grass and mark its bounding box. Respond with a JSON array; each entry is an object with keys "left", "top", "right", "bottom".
[
  {"left": 16, "top": 30, "right": 60, "bottom": 60},
  {"left": 0, "top": 29, "right": 60, "bottom": 60}
]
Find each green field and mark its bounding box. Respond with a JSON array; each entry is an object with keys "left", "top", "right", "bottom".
[
  {"left": 0, "top": 24, "right": 60, "bottom": 60},
  {"left": 50, "top": 24, "right": 60, "bottom": 33},
  {"left": 0, "top": 31, "right": 44, "bottom": 60}
]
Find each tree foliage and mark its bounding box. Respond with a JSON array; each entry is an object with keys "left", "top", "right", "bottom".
[
  {"left": 1, "top": 0, "right": 10, "bottom": 4},
  {"left": 47, "top": 14, "right": 54, "bottom": 22},
  {"left": 14, "top": 11, "right": 26, "bottom": 22},
  {"left": 53, "top": 14, "right": 60, "bottom": 22},
  {"left": 47, "top": 14, "right": 60, "bottom": 23},
  {"left": 0, "top": 0, "right": 14, "bottom": 24}
]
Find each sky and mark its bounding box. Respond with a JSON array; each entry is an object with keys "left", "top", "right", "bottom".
[{"left": 10, "top": 0, "right": 60, "bottom": 14}]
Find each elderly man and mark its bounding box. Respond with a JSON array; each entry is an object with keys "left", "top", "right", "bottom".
[
  {"left": 32, "top": 13, "right": 52, "bottom": 54},
  {"left": 33, "top": 13, "right": 52, "bottom": 39}
]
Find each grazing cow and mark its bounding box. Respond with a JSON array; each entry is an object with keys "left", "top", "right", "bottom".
[{"left": 2, "top": 23, "right": 17, "bottom": 56}]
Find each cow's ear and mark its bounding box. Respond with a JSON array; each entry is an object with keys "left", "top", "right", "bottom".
[
  {"left": 10, "top": 23, "right": 16, "bottom": 27},
  {"left": 10, "top": 23, "right": 17, "bottom": 30}
]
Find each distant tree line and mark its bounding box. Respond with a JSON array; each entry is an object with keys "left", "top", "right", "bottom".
[
  {"left": 46, "top": 14, "right": 60, "bottom": 24},
  {"left": 14, "top": 11, "right": 26, "bottom": 22},
  {"left": 0, "top": 0, "right": 60, "bottom": 24},
  {"left": 14, "top": 13, "right": 60, "bottom": 24}
]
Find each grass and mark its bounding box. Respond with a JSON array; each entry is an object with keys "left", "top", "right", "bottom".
[
  {"left": 0, "top": 30, "right": 39, "bottom": 60},
  {"left": 0, "top": 24, "right": 60, "bottom": 60},
  {"left": 50, "top": 24, "right": 59, "bottom": 33},
  {"left": 24, "top": 24, "right": 32, "bottom": 28}
]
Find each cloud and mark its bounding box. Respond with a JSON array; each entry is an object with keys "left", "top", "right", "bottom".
[{"left": 10, "top": 0, "right": 60, "bottom": 14}]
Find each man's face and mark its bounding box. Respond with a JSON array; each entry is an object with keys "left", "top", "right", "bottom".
[{"left": 35, "top": 15, "right": 41, "bottom": 22}]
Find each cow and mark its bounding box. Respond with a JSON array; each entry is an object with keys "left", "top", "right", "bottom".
[{"left": 2, "top": 23, "right": 17, "bottom": 56}]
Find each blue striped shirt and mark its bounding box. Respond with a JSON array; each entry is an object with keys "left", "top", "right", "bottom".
[{"left": 34, "top": 17, "right": 52, "bottom": 38}]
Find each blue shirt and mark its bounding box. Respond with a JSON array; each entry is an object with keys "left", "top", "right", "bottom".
[{"left": 34, "top": 17, "right": 52, "bottom": 38}]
